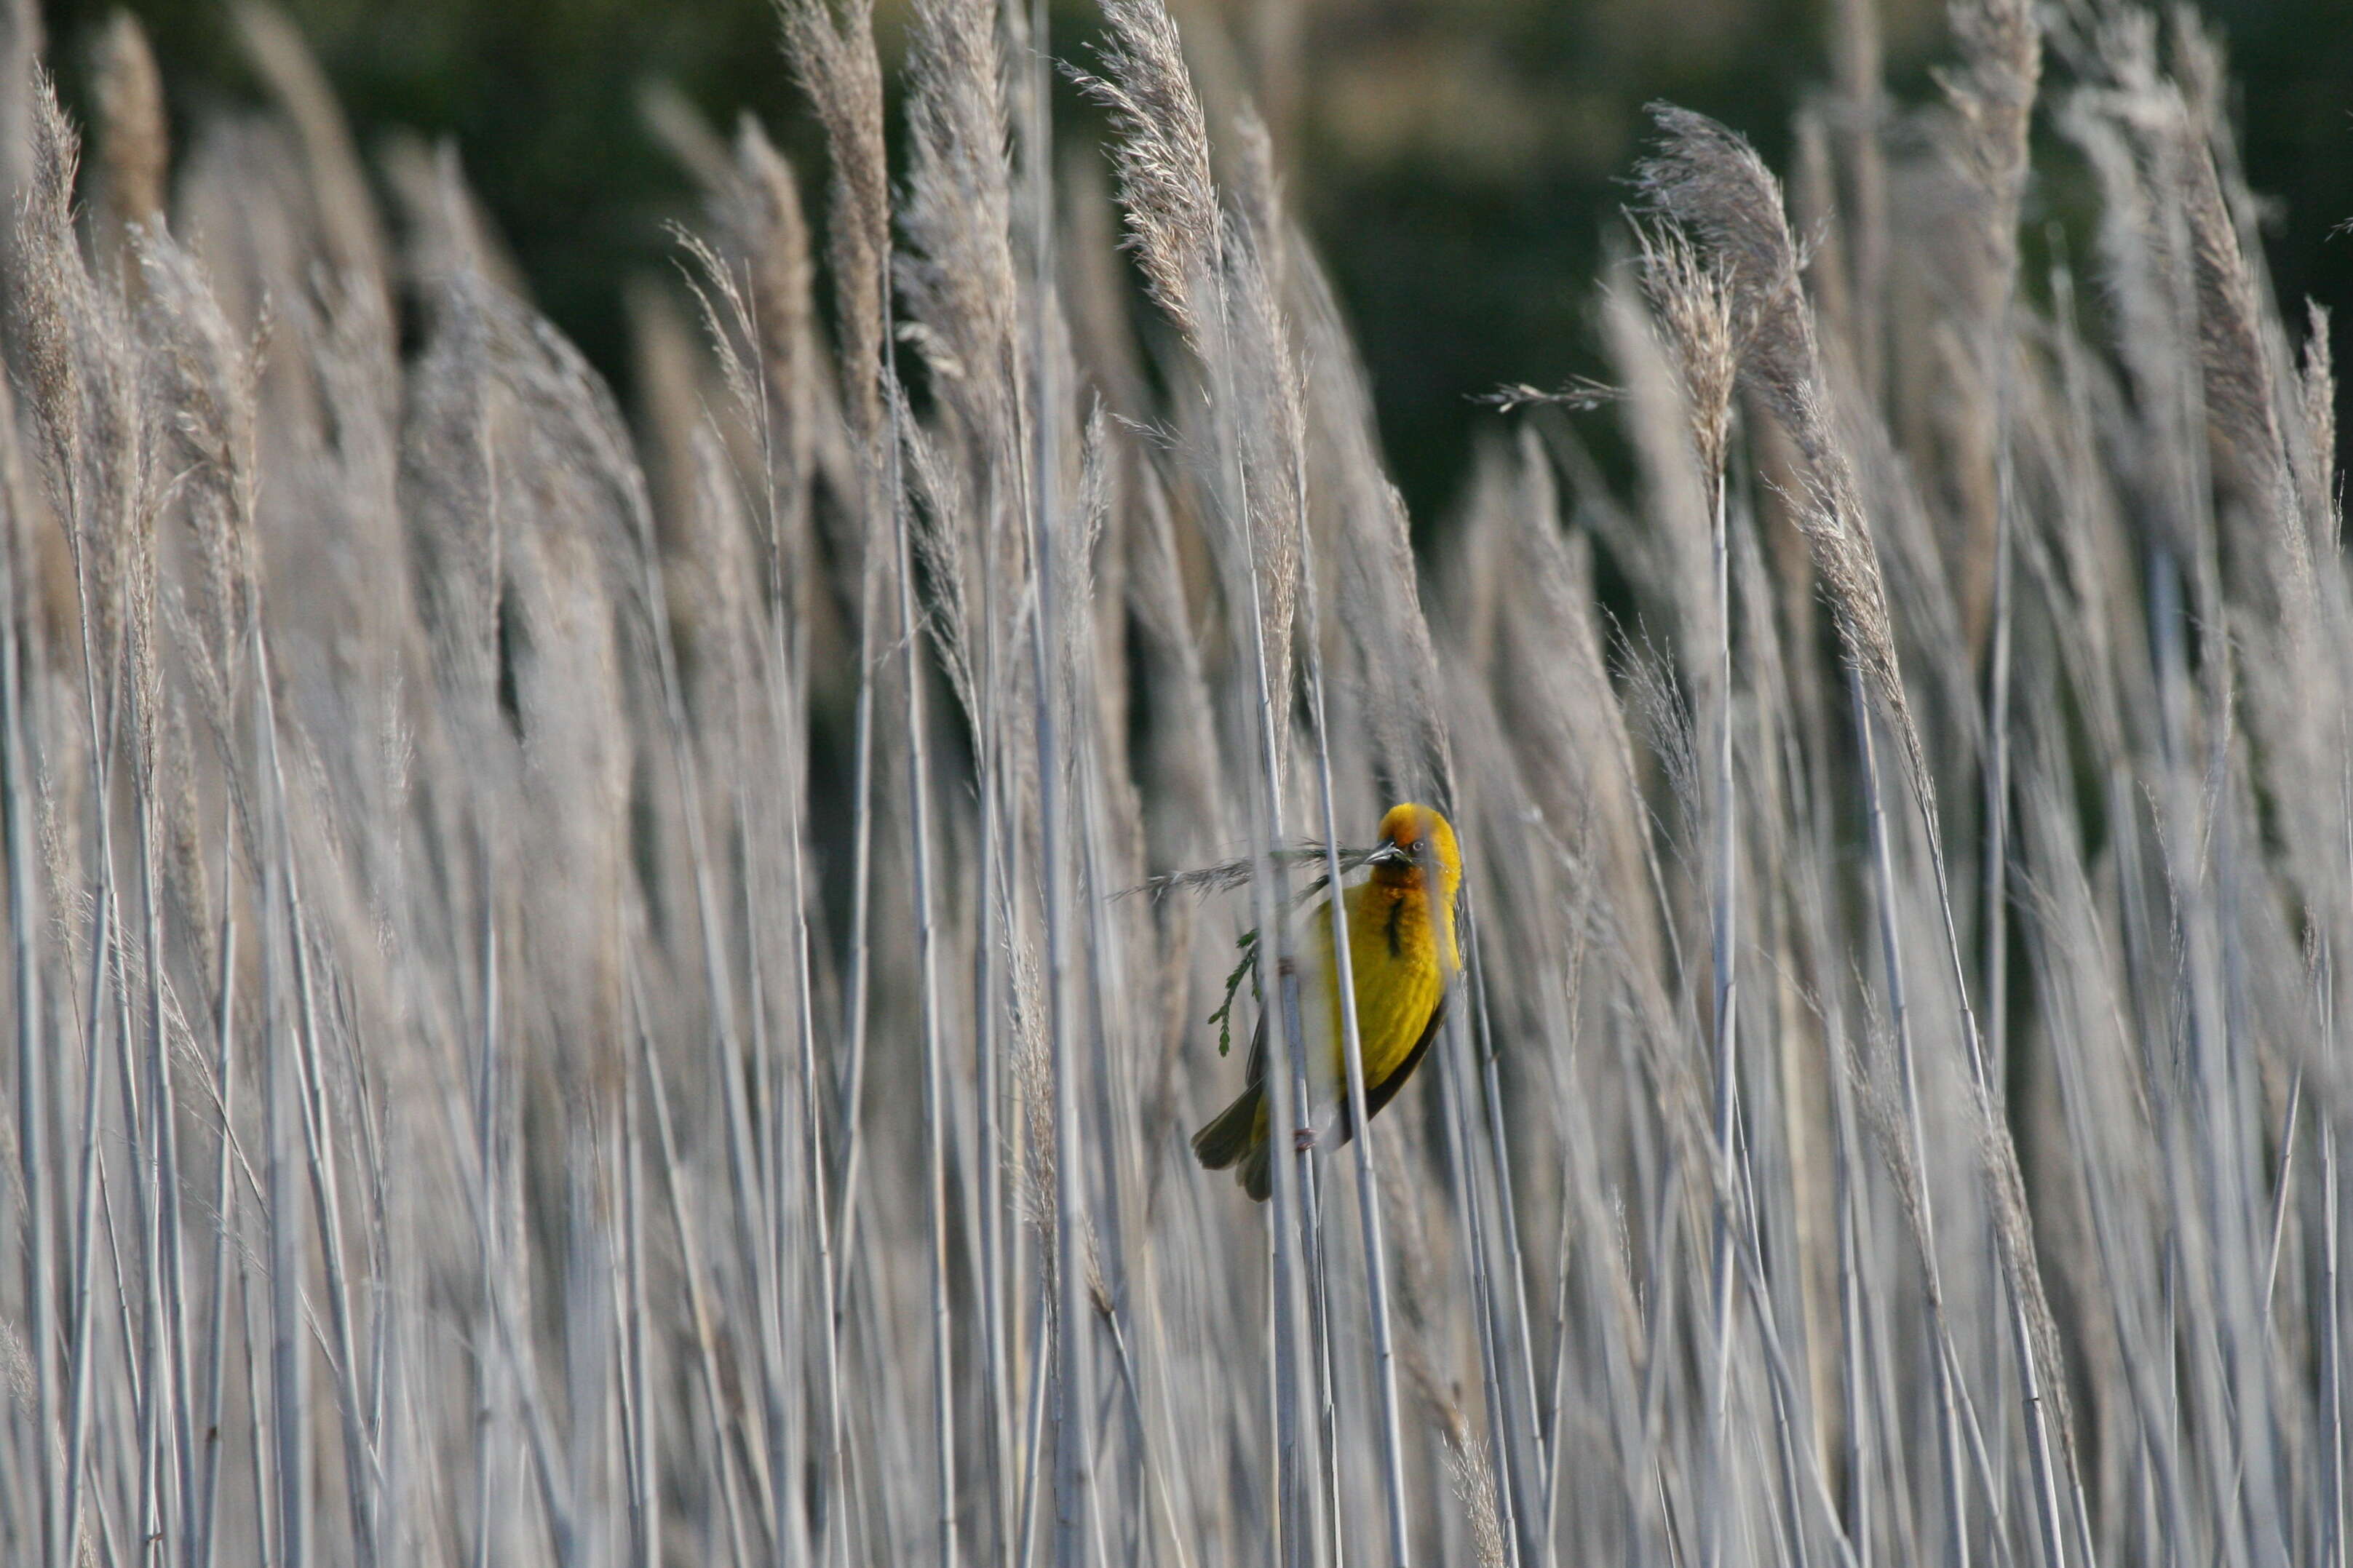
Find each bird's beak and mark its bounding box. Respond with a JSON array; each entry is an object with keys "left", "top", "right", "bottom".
[{"left": 1365, "top": 840, "right": 1409, "bottom": 869}]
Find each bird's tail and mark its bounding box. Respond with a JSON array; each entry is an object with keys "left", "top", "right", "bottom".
[
  {"left": 1191, "top": 1086, "right": 1272, "bottom": 1202},
  {"left": 1239, "top": 1139, "right": 1271, "bottom": 1203}
]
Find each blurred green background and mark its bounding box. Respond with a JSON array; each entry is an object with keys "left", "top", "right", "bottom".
[{"left": 35, "top": 0, "right": 2353, "bottom": 518}]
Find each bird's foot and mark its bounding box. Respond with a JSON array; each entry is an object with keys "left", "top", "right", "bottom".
[{"left": 1293, "top": 1126, "right": 1317, "bottom": 1153}]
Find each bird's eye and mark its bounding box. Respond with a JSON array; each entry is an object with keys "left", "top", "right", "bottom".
[{"left": 1411, "top": 839, "right": 1427, "bottom": 855}]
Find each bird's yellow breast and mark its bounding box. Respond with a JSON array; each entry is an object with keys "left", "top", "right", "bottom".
[{"left": 1306, "top": 877, "right": 1457, "bottom": 1091}]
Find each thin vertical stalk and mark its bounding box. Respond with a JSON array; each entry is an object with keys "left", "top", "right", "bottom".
[
  {"left": 1979, "top": 331, "right": 2016, "bottom": 1092},
  {"left": 1539, "top": 1142, "right": 1576, "bottom": 1562},
  {"left": 1016, "top": 1281, "right": 1053, "bottom": 1568},
  {"left": 2322, "top": 1109, "right": 2343, "bottom": 1568},
  {"left": 779, "top": 617, "right": 842, "bottom": 1566},
  {"left": 256, "top": 627, "right": 375, "bottom": 1568},
  {"left": 1910, "top": 648, "right": 2073, "bottom": 1568},
  {"left": 2336, "top": 744, "right": 2351, "bottom": 1568},
  {"left": 886, "top": 354, "right": 959, "bottom": 1568},
  {"left": 1852, "top": 682, "right": 1969, "bottom": 1568},
  {"left": 194, "top": 892, "right": 237, "bottom": 1568},
  {"left": 1234, "top": 482, "right": 1322, "bottom": 1568},
  {"left": 972, "top": 436, "right": 1012, "bottom": 1568},
  {"left": 619, "top": 1037, "right": 659, "bottom": 1568},
  {"left": 1199, "top": 236, "right": 1325, "bottom": 1568},
  {"left": 1298, "top": 576, "right": 1412, "bottom": 1564},
  {"left": 118, "top": 773, "right": 166, "bottom": 1568},
  {"left": 135, "top": 781, "right": 194, "bottom": 1568},
  {"left": 1832, "top": 1048, "right": 1875, "bottom": 1567},
  {"left": 468, "top": 834, "right": 503, "bottom": 1568},
  {"left": 239, "top": 1198, "right": 275, "bottom": 1568},
  {"left": 833, "top": 565, "right": 879, "bottom": 1240},
  {"left": 1706, "top": 461, "right": 1741, "bottom": 1568},
  {"left": 1272, "top": 963, "right": 1330, "bottom": 1568},
  {"left": 1013, "top": 11, "right": 1088, "bottom": 1561},
  {"left": 256, "top": 642, "right": 309, "bottom": 1568},
  {"left": 740, "top": 792, "right": 797, "bottom": 1568},
  {"left": 0, "top": 390, "right": 57, "bottom": 1568},
  {"left": 632, "top": 957, "right": 755, "bottom": 1568},
  {"left": 1437, "top": 1000, "right": 1523, "bottom": 1568},
  {"left": 61, "top": 875, "right": 113, "bottom": 1568},
  {"left": 1036, "top": 262, "right": 1090, "bottom": 1568},
  {"left": 1464, "top": 903, "right": 1547, "bottom": 1567},
  {"left": 60, "top": 520, "right": 128, "bottom": 1568}
]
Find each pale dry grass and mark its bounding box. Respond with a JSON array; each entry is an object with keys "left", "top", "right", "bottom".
[{"left": 0, "top": 5, "right": 2346, "bottom": 1568}]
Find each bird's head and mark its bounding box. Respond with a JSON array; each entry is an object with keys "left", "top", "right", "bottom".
[{"left": 1364, "top": 803, "right": 1461, "bottom": 899}]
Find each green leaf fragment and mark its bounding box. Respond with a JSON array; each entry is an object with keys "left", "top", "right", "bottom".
[{"left": 1207, "top": 927, "right": 1261, "bottom": 1056}]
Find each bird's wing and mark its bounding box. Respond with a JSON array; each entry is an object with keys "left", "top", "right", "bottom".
[
  {"left": 1239, "top": 886, "right": 1343, "bottom": 1095},
  {"left": 1240, "top": 1003, "right": 1267, "bottom": 1094},
  {"left": 1334, "top": 990, "right": 1447, "bottom": 1145}
]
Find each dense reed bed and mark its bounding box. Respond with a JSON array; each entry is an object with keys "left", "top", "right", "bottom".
[{"left": 0, "top": 0, "right": 2346, "bottom": 1564}]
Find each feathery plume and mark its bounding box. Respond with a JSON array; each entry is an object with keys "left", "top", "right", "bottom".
[{"left": 1068, "top": 0, "right": 1221, "bottom": 354}]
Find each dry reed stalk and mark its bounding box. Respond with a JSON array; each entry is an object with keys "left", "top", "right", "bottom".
[
  {"left": 234, "top": 4, "right": 386, "bottom": 300},
  {"left": 1632, "top": 215, "right": 1748, "bottom": 1568},
  {"left": 1829, "top": 0, "right": 1887, "bottom": 404},
  {"left": 90, "top": 15, "right": 164, "bottom": 255},
  {"left": 1078, "top": 11, "right": 1334, "bottom": 1568},
  {"left": 1643, "top": 100, "right": 1999, "bottom": 1568}
]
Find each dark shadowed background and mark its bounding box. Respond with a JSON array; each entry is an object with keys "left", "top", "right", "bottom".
[{"left": 34, "top": 0, "right": 2353, "bottom": 518}]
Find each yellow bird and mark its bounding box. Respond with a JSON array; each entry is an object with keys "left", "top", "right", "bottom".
[{"left": 1191, "top": 803, "right": 1463, "bottom": 1201}]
